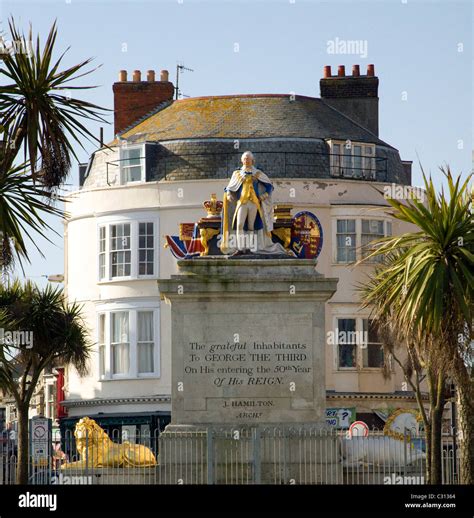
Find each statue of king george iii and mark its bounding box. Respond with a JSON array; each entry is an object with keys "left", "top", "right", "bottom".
[{"left": 219, "top": 151, "right": 290, "bottom": 256}]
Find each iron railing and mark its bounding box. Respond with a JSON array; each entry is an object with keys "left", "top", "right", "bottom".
[
  {"left": 329, "top": 151, "right": 387, "bottom": 180},
  {"left": 103, "top": 151, "right": 388, "bottom": 185},
  {"left": 0, "top": 427, "right": 459, "bottom": 485}
]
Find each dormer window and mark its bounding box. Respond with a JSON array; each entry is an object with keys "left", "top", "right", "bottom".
[
  {"left": 328, "top": 140, "right": 376, "bottom": 179},
  {"left": 120, "top": 144, "right": 145, "bottom": 184}
]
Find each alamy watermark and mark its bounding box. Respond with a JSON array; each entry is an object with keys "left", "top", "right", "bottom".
[
  {"left": 384, "top": 473, "right": 424, "bottom": 485},
  {"left": 327, "top": 37, "right": 368, "bottom": 58},
  {"left": 0, "top": 328, "right": 34, "bottom": 349},
  {"left": 18, "top": 492, "right": 57, "bottom": 511},
  {"left": 217, "top": 232, "right": 258, "bottom": 252},
  {"left": 51, "top": 473, "right": 93, "bottom": 485},
  {"left": 326, "top": 329, "right": 368, "bottom": 348},
  {"left": 383, "top": 183, "right": 425, "bottom": 202}
]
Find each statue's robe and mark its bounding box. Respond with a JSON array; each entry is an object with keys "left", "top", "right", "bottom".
[{"left": 220, "top": 166, "right": 290, "bottom": 255}]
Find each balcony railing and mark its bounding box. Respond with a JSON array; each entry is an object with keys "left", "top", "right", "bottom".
[
  {"left": 102, "top": 150, "right": 389, "bottom": 185},
  {"left": 329, "top": 152, "right": 387, "bottom": 180}
]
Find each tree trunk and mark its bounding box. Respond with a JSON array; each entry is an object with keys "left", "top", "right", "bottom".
[
  {"left": 430, "top": 406, "right": 444, "bottom": 484},
  {"left": 456, "top": 382, "right": 473, "bottom": 484},
  {"left": 424, "top": 368, "right": 445, "bottom": 484},
  {"left": 16, "top": 403, "right": 30, "bottom": 485},
  {"left": 425, "top": 422, "right": 431, "bottom": 483}
]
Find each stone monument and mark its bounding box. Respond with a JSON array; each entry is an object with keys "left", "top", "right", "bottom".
[
  {"left": 159, "top": 152, "right": 338, "bottom": 482},
  {"left": 159, "top": 259, "right": 337, "bottom": 427},
  {"left": 158, "top": 151, "right": 337, "bottom": 427}
]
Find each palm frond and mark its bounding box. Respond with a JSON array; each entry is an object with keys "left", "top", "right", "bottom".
[
  {"left": 0, "top": 162, "right": 62, "bottom": 264},
  {"left": 0, "top": 18, "right": 109, "bottom": 187}
]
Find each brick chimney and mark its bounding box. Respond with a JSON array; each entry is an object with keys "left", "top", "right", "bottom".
[
  {"left": 320, "top": 64, "right": 379, "bottom": 136},
  {"left": 113, "top": 69, "right": 174, "bottom": 135}
]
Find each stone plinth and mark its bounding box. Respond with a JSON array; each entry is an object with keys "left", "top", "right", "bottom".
[{"left": 158, "top": 258, "right": 338, "bottom": 427}]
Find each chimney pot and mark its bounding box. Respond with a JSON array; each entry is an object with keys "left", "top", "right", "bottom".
[
  {"left": 160, "top": 69, "right": 169, "bottom": 82},
  {"left": 133, "top": 70, "right": 141, "bottom": 82},
  {"left": 319, "top": 63, "right": 379, "bottom": 136},
  {"left": 323, "top": 65, "right": 332, "bottom": 78},
  {"left": 147, "top": 70, "right": 155, "bottom": 82},
  {"left": 113, "top": 68, "right": 175, "bottom": 135},
  {"left": 119, "top": 70, "right": 127, "bottom": 82}
]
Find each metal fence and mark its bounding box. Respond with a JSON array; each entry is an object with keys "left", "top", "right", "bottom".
[{"left": 0, "top": 427, "right": 458, "bottom": 485}]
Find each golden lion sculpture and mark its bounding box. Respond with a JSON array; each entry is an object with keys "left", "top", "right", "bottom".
[{"left": 61, "top": 417, "right": 157, "bottom": 469}]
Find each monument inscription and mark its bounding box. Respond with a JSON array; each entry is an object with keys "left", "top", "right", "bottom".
[{"left": 179, "top": 312, "right": 315, "bottom": 422}]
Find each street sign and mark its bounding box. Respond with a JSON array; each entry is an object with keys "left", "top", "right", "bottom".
[
  {"left": 30, "top": 416, "right": 52, "bottom": 465},
  {"left": 349, "top": 420, "right": 369, "bottom": 437}
]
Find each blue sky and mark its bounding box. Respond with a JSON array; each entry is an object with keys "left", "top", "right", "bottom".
[{"left": 1, "top": 0, "right": 473, "bottom": 286}]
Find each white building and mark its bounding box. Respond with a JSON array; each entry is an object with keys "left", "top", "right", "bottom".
[{"left": 61, "top": 64, "right": 424, "bottom": 436}]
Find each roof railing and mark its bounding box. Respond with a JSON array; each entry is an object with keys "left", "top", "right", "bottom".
[{"left": 101, "top": 150, "right": 389, "bottom": 185}]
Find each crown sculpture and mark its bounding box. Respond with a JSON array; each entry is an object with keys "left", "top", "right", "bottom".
[{"left": 203, "top": 193, "right": 223, "bottom": 217}]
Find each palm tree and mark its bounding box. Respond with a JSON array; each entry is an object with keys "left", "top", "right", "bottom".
[
  {"left": 0, "top": 280, "right": 91, "bottom": 484},
  {"left": 359, "top": 168, "right": 473, "bottom": 484},
  {"left": 0, "top": 18, "right": 108, "bottom": 186},
  {"left": 361, "top": 267, "right": 447, "bottom": 483},
  {"left": 0, "top": 18, "right": 108, "bottom": 269}
]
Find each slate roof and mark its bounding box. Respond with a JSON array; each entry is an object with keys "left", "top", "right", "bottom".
[{"left": 116, "top": 94, "right": 391, "bottom": 147}]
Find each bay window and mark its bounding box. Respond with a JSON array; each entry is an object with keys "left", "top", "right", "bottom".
[
  {"left": 110, "top": 223, "right": 131, "bottom": 277},
  {"left": 97, "top": 305, "right": 159, "bottom": 379},
  {"left": 98, "top": 314, "right": 106, "bottom": 377},
  {"left": 137, "top": 311, "right": 154, "bottom": 374},
  {"left": 97, "top": 215, "right": 157, "bottom": 281},
  {"left": 111, "top": 312, "right": 130, "bottom": 375},
  {"left": 138, "top": 223, "right": 154, "bottom": 276},
  {"left": 99, "top": 227, "right": 106, "bottom": 280}
]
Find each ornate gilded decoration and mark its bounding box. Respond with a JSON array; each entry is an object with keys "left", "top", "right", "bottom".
[
  {"left": 271, "top": 227, "right": 292, "bottom": 249},
  {"left": 179, "top": 223, "right": 195, "bottom": 241},
  {"left": 199, "top": 228, "right": 220, "bottom": 256},
  {"left": 203, "top": 193, "right": 223, "bottom": 217},
  {"left": 291, "top": 211, "right": 323, "bottom": 259},
  {"left": 164, "top": 156, "right": 325, "bottom": 259},
  {"left": 273, "top": 203, "right": 293, "bottom": 222},
  {"left": 383, "top": 409, "right": 423, "bottom": 444},
  {"left": 61, "top": 417, "right": 157, "bottom": 469}
]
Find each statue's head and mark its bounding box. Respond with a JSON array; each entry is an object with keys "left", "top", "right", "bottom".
[{"left": 241, "top": 151, "right": 254, "bottom": 168}]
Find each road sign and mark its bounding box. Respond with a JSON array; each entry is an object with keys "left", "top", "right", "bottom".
[
  {"left": 30, "top": 416, "right": 52, "bottom": 465},
  {"left": 349, "top": 420, "right": 369, "bottom": 437}
]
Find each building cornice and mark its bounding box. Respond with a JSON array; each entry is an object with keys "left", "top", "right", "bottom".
[
  {"left": 326, "top": 391, "right": 428, "bottom": 401},
  {"left": 61, "top": 395, "right": 171, "bottom": 408},
  {"left": 60, "top": 391, "right": 424, "bottom": 410}
]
